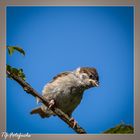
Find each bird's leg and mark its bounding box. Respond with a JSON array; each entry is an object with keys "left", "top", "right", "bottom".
[
  {"left": 48, "top": 99, "right": 55, "bottom": 109},
  {"left": 69, "top": 117, "right": 77, "bottom": 128}
]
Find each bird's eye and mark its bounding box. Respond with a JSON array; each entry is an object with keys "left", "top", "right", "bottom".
[{"left": 89, "top": 75, "right": 93, "bottom": 79}]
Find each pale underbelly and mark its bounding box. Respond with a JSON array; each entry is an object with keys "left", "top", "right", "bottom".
[{"left": 56, "top": 92, "right": 83, "bottom": 116}]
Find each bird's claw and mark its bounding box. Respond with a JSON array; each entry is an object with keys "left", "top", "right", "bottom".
[
  {"left": 69, "top": 117, "right": 77, "bottom": 128},
  {"left": 36, "top": 97, "right": 40, "bottom": 104},
  {"left": 48, "top": 99, "right": 55, "bottom": 109}
]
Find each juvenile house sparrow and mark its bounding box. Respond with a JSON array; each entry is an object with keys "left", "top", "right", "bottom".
[{"left": 31, "top": 67, "right": 99, "bottom": 127}]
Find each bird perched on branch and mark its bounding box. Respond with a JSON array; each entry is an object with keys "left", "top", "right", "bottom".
[{"left": 31, "top": 67, "right": 99, "bottom": 127}]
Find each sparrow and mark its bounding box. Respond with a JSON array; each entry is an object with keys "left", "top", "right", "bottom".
[{"left": 30, "top": 67, "right": 99, "bottom": 127}]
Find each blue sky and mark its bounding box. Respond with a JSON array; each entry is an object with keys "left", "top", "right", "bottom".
[{"left": 6, "top": 6, "right": 134, "bottom": 134}]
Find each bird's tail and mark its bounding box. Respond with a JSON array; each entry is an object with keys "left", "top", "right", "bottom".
[{"left": 30, "top": 106, "right": 51, "bottom": 118}]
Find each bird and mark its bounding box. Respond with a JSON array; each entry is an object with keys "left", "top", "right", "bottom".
[{"left": 30, "top": 67, "right": 99, "bottom": 127}]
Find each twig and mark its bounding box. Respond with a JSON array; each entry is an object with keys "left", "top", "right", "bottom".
[{"left": 6, "top": 70, "right": 87, "bottom": 134}]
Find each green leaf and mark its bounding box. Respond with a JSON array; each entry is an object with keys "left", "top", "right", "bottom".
[
  {"left": 18, "top": 68, "right": 26, "bottom": 80},
  {"left": 6, "top": 65, "right": 13, "bottom": 79},
  {"left": 7, "top": 47, "right": 15, "bottom": 56},
  {"left": 6, "top": 64, "right": 12, "bottom": 71},
  {"left": 103, "top": 123, "right": 134, "bottom": 134},
  {"left": 6, "top": 65, "right": 26, "bottom": 81},
  {"left": 7, "top": 46, "right": 25, "bottom": 56}
]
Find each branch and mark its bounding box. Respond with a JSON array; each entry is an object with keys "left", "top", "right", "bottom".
[{"left": 6, "top": 70, "right": 87, "bottom": 134}]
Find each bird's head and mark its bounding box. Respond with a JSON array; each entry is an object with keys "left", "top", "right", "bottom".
[{"left": 75, "top": 67, "right": 99, "bottom": 89}]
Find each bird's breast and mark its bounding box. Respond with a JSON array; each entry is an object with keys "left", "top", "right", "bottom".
[
  {"left": 55, "top": 85, "right": 84, "bottom": 116},
  {"left": 42, "top": 75, "right": 84, "bottom": 116}
]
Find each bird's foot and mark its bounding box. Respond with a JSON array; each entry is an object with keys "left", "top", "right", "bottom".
[
  {"left": 48, "top": 99, "right": 55, "bottom": 109},
  {"left": 36, "top": 97, "right": 41, "bottom": 104},
  {"left": 69, "top": 117, "right": 77, "bottom": 128}
]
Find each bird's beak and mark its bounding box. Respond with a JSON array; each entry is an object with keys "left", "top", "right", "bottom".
[{"left": 89, "top": 79, "right": 99, "bottom": 87}]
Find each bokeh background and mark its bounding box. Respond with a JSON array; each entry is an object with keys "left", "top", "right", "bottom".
[{"left": 6, "top": 6, "right": 134, "bottom": 134}]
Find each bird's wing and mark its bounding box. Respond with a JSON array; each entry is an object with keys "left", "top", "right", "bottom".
[
  {"left": 42, "top": 71, "right": 71, "bottom": 96},
  {"left": 50, "top": 71, "right": 70, "bottom": 83}
]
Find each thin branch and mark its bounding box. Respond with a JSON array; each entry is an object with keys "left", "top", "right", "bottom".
[{"left": 6, "top": 70, "right": 87, "bottom": 134}]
